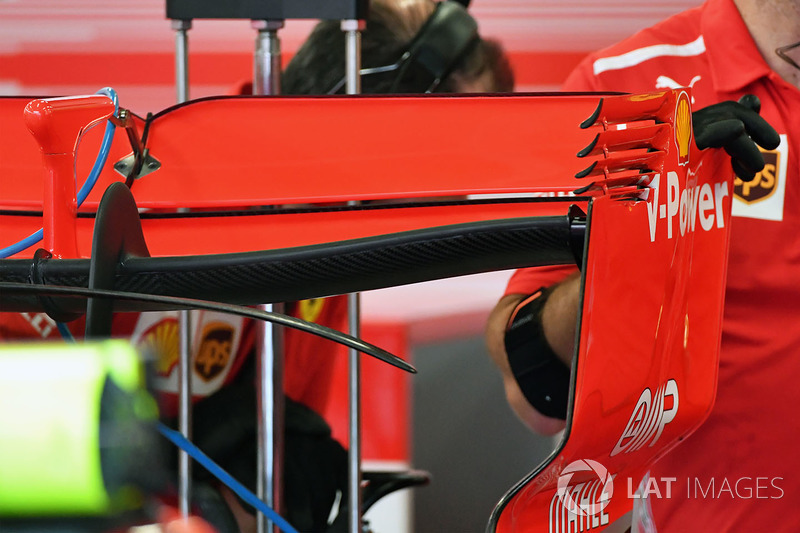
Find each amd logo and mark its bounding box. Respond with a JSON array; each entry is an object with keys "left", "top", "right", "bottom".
[{"left": 611, "top": 379, "right": 679, "bottom": 457}]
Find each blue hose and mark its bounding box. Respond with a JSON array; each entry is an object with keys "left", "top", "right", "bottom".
[
  {"left": 56, "top": 321, "right": 75, "bottom": 342},
  {"left": 157, "top": 423, "right": 300, "bottom": 533},
  {"left": 0, "top": 87, "right": 119, "bottom": 258}
]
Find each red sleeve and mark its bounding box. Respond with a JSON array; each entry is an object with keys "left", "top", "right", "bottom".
[
  {"left": 500, "top": 53, "right": 598, "bottom": 299},
  {"left": 504, "top": 265, "right": 579, "bottom": 297},
  {"left": 561, "top": 53, "right": 601, "bottom": 92},
  {"left": 283, "top": 295, "right": 348, "bottom": 415}
]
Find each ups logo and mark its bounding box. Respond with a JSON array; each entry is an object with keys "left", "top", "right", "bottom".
[
  {"left": 734, "top": 150, "right": 780, "bottom": 204},
  {"left": 195, "top": 322, "right": 234, "bottom": 381}
]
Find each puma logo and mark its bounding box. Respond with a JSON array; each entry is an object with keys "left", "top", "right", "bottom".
[{"left": 655, "top": 75, "right": 701, "bottom": 103}]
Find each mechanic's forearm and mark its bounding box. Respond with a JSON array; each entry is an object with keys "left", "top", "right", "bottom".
[
  {"left": 540, "top": 272, "right": 581, "bottom": 366},
  {"left": 486, "top": 287, "right": 573, "bottom": 435},
  {"left": 486, "top": 293, "right": 525, "bottom": 379}
]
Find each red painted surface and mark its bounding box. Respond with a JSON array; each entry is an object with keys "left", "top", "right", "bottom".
[
  {"left": 22, "top": 95, "right": 115, "bottom": 257},
  {"left": 3, "top": 90, "right": 728, "bottom": 525},
  {"left": 492, "top": 91, "right": 731, "bottom": 532},
  {"left": 324, "top": 322, "right": 411, "bottom": 461},
  {"left": 1, "top": 94, "right": 602, "bottom": 214},
  {"left": 1, "top": 93, "right": 600, "bottom": 259}
]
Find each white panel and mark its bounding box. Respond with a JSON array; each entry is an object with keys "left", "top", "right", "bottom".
[{"left": 361, "top": 460, "right": 413, "bottom": 533}]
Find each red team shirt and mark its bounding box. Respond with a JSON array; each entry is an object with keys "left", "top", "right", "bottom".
[{"left": 508, "top": 0, "right": 800, "bottom": 529}]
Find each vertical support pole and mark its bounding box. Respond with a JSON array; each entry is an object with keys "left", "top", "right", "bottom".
[
  {"left": 341, "top": 18, "right": 364, "bottom": 533},
  {"left": 256, "top": 303, "right": 284, "bottom": 533},
  {"left": 172, "top": 19, "right": 191, "bottom": 104},
  {"left": 343, "top": 20, "right": 363, "bottom": 95},
  {"left": 253, "top": 20, "right": 284, "bottom": 96},
  {"left": 177, "top": 310, "right": 193, "bottom": 517},
  {"left": 252, "top": 18, "right": 284, "bottom": 533},
  {"left": 172, "top": 17, "right": 192, "bottom": 518}
]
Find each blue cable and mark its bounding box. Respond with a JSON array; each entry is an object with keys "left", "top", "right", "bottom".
[
  {"left": 0, "top": 87, "right": 119, "bottom": 259},
  {"left": 157, "top": 423, "right": 300, "bottom": 533},
  {"left": 78, "top": 87, "right": 118, "bottom": 205},
  {"left": 56, "top": 321, "right": 75, "bottom": 342},
  {"left": 0, "top": 228, "right": 44, "bottom": 259}
]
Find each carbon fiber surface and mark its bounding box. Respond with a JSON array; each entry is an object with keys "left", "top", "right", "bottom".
[{"left": 0, "top": 216, "right": 577, "bottom": 313}]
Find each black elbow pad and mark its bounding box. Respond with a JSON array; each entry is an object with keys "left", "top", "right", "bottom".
[{"left": 504, "top": 288, "right": 570, "bottom": 420}]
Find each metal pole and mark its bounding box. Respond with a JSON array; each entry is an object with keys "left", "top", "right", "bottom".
[
  {"left": 252, "top": 18, "right": 284, "bottom": 533},
  {"left": 343, "top": 20, "right": 363, "bottom": 95},
  {"left": 253, "top": 20, "right": 284, "bottom": 96},
  {"left": 346, "top": 289, "right": 362, "bottom": 533},
  {"left": 177, "top": 310, "right": 193, "bottom": 517},
  {"left": 256, "top": 304, "right": 284, "bottom": 533},
  {"left": 342, "top": 18, "right": 364, "bottom": 533},
  {"left": 172, "top": 19, "right": 191, "bottom": 104},
  {"left": 172, "top": 17, "right": 192, "bottom": 518}
]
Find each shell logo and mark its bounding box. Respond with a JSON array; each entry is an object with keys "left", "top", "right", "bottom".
[
  {"left": 138, "top": 318, "right": 180, "bottom": 376},
  {"left": 674, "top": 91, "right": 692, "bottom": 165},
  {"left": 299, "top": 298, "right": 325, "bottom": 323}
]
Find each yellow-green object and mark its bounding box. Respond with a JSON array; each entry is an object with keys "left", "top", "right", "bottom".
[{"left": 0, "top": 340, "right": 155, "bottom": 516}]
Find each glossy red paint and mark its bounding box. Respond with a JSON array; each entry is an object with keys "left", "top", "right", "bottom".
[
  {"left": 22, "top": 95, "right": 115, "bottom": 258},
  {"left": 2, "top": 93, "right": 604, "bottom": 257},
  {"left": 2, "top": 94, "right": 601, "bottom": 210},
  {"left": 1, "top": 90, "right": 729, "bottom": 532},
  {"left": 490, "top": 91, "right": 731, "bottom": 532}
]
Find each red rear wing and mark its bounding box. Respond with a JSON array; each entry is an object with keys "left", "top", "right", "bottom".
[
  {"left": 0, "top": 90, "right": 730, "bottom": 532},
  {"left": 2, "top": 94, "right": 605, "bottom": 210},
  {"left": 490, "top": 92, "right": 731, "bottom": 532}
]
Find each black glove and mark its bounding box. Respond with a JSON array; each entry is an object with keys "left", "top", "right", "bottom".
[
  {"left": 692, "top": 94, "right": 780, "bottom": 182},
  {"left": 188, "top": 377, "right": 347, "bottom": 533}
]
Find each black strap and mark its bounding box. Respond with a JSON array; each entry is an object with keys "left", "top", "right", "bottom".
[{"left": 504, "top": 288, "right": 570, "bottom": 420}]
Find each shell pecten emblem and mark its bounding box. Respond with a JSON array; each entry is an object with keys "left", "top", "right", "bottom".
[
  {"left": 675, "top": 91, "right": 692, "bottom": 165},
  {"left": 138, "top": 317, "right": 180, "bottom": 376},
  {"left": 299, "top": 298, "right": 325, "bottom": 323}
]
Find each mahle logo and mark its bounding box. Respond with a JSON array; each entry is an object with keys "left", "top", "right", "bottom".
[
  {"left": 556, "top": 459, "right": 614, "bottom": 517},
  {"left": 734, "top": 149, "right": 780, "bottom": 204}
]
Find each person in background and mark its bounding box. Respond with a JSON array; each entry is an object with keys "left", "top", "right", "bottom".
[
  {"left": 188, "top": 1, "right": 515, "bottom": 531},
  {"left": 486, "top": 0, "right": 796, "bottom": 531}
]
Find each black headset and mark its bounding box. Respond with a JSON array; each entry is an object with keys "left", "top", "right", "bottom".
[{"left": 327, "top": 0, "right": 479, "bottom": 94}]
